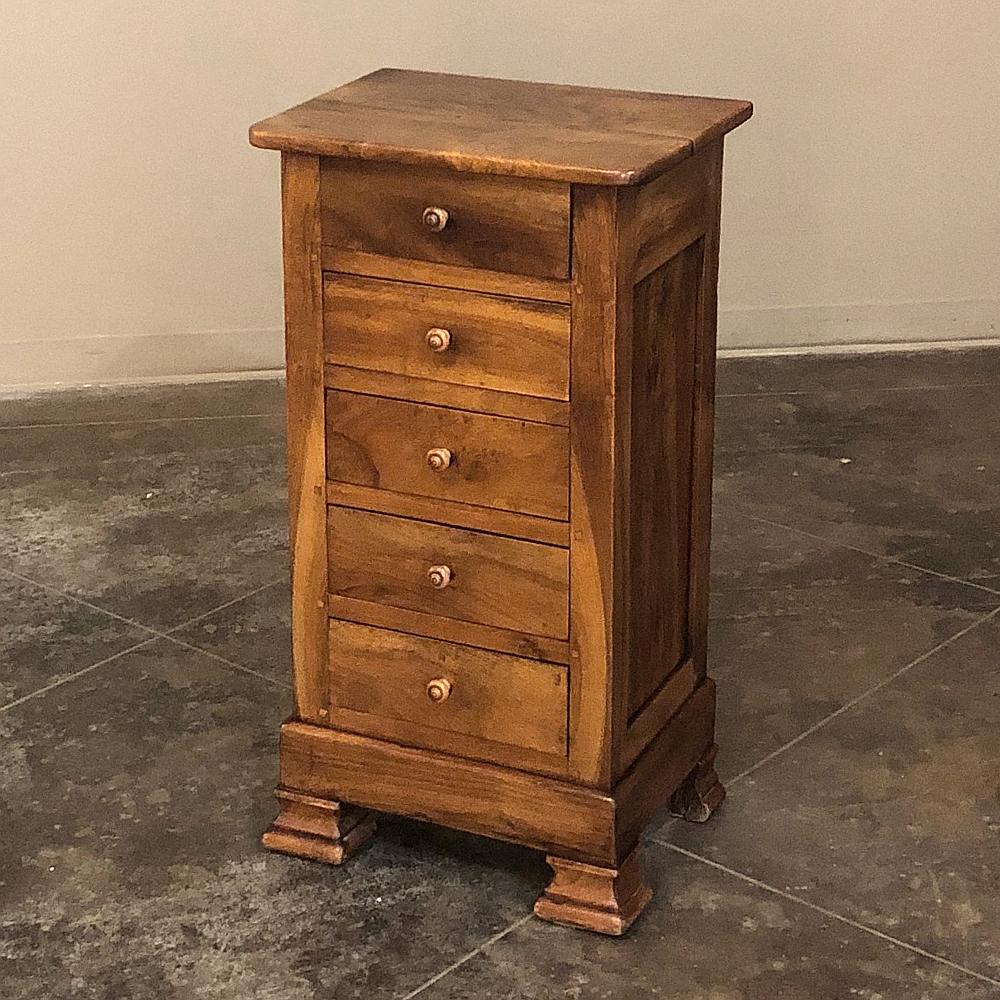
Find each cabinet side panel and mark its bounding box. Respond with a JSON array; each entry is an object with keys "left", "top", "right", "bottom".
[
  {"left": 626, "top": 240, "right": 702, "bottom": 717},
  {"left": 689, "top": 141, "right": 725, "bottom": 680},
  {"left": 281, "top": 152, "right": 329, "bottom": 721},
  {"left": 616, "top": 141, "right": 724, "bottom": 777}
]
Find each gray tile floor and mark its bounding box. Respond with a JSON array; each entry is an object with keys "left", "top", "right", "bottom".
[{"left": 1, "top": 352, "right": 998, "bottom": 999}]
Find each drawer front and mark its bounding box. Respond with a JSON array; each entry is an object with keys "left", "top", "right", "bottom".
[
  {"left": 327, "top": 506, "right": 569, "bottom": 639},
  {"left": 326, "top": 390, "right": 569, "bottom": 521},
  {"left": 324, "top": 274, "right": 570, "bottom": 401},
  {"left": 320, "top": 159, "right": 570, "bottom": 280},
  {"left": 328, "top": 620, "right": 568, "bottom": 757}
]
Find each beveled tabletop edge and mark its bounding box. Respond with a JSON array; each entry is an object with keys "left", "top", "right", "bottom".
[{"left": 249, "top": 68, "right": 753, "bottom": 187}]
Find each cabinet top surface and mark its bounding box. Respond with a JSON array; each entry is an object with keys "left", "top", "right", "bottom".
[{"left": 249, "top": 68, "right": 752, "bottom": 186}]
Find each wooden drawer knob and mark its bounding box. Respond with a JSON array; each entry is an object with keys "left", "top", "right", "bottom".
[
  {"left": 427, "top": 564, "right": 452, "bottom": 589},
  {"left": 421, "top": 206, "right": 450, "bottom": 232},
  {"left": 426, "top": 447, "right": 452, "bottom": 472},
  {"left": 425, "top": 327, "right": 452, "bottom": 352},
  {"left": 426, "top": 677, "right": 452, "bottom": 703}
]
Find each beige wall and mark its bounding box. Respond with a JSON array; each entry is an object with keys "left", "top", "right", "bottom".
[{"left": 2, "top": 2, "right": 998, "bottom": 385}]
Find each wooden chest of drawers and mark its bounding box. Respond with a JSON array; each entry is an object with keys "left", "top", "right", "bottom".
[{"left": 250, "top": 69, "right": 751, "bottom": 935}]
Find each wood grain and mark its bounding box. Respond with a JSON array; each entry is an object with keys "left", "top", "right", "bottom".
[
  {"left": 327, "top": 505, "right": 569, "bottom": 639},
  {"left": 251, "top": 68, "right": 752, "bottom": 186},
  {"left": 323, "top": 273, "right": 570, "bottom": 400},
  {"left": 533, "top": 847, "right": 651, "bottom": 935},
  {"left": 567, "top": 184, "right": 631, "bottom": 787},
  {"left": 325, "top": 481, "right": 569, "bottom": 547},
  {"left": 279, "top": 153, "right": 329, "bottom": 723},
  {"left": 326, "top": 389, "right": 569, "bottom": 520},
  {"left": 324, "top": 364, "right": 569, "bottom": 426},
  {"left": 320, "top": 159, "right": 569, "bottom": 279},
  {"left": 630, "top": 146, "right": 712, "bottom": 283},
  {"left": 327, "top": 593, "right": 570, "bottom": 664},
  {"left": 614, "top": 680, "right": 716, "bottom": 857},
  {"left": 621, "top": 658, "right": 699, "bottom": 772},
  {"left": 320, "top": 249, "right": 570, "bottom": 303},
  {"left": 328, "top": 619, "right": 568, "bottom": 758},
  {"left": 625, "top": 239, "right": 701, "bottom": 718},
  {"left": 255, "top": 76, "right": 751, "bottom": 935},
  {"left": 688, "top": 141, "right": 726, "bottom": 680},
  {"left": 277, "top": 720, "right": 618, "bottom": 864}
]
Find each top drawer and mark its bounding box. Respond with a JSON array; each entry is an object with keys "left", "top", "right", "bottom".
[{"left": 319, "top": 159, "right": 570, "bottom": 280}]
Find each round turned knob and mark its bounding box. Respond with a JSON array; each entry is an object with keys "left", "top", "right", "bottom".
[
  {"left": 427, "top": 564, "right": 452, "bottom": 589},
  {"left": 421, "top": 206, "right": 450, "bottom": 232},
  {"left": 426, "top": 677, "right": 452, "bottom": 703},
  {"left": 426, "top": 447, "right": 452, "bottom": 472},
  {"left": 425, "top": 327, "right": 452, "bottom": 353}
]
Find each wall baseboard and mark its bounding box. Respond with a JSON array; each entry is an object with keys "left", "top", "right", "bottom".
[
  {"left": 0, "top": 327, "right": 285, "bottom": 391},
  {"left": 1, "top": 300, "right": 997, "bottom": 390},
  {"left": 717, "top": 298, "right": 998, "bottom": 353}
]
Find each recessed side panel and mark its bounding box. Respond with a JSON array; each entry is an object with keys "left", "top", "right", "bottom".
[{"left": 626, "top": 240, "right": 702, "bottom": 718}]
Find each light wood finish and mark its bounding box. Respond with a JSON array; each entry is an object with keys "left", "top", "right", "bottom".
[
  {"left": 277, "top": 719, "right": 616, "bottom": 863},
  {"left": 321, "top": 249, "right": 570, "bottom": 304},
  {"left": 274, "top": 677, "right": 713, "bottom": 867},
  {"left": 324, "top": 364, "right": 569, "bottom": 426},
  {"left": 326, "top": 593, "right": 570, "bottom": 665},
  {"left": 327, "top": 620, "right": 568, "bottom": 759},
  {"left": 630, "top": 146, "right": 714, "bottom": 283},
  {"left": 324, "top": 482, "right": 570, "bottom": 547},
  {"left": 326, "top": 390, "right": 569, "bottom": 520},
  {"left": 261, "top": 788, "right": 375, "bottom": 864},
  {"left": 279, "top": 153, "right": 329, "bottom": 724},
  {"left": 254, "top": 72, "right": 750, "bottom": 937},
  {"left": 327, "top": 506, "right": 569, "bottom": 639},
  {"left": 320, "top": 159, "right": 569, "bottom": 279},
  {"left": 251, "top": 68, "right": 752, "bottom": 186},
  {"left": 323, "top": 273, "right": 570, "bottom": 400},
  {"left": 566, "top": 183, "right": 629, "bottom": 787},
  {"left": 533, "top": 848, "right": 651, "bottom": 936}
]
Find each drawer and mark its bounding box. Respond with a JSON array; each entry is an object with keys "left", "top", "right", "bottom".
[
  {"left": 328, "top": 620, "right": 568, "bottom": 758},
  {"left": 319, "top": 159, "right": 570, "bottom": 280},
  {"left": 324, "top": 274, "right": 570, "bottom": 401},
  {"left": 326, "top": 390, "right": 569, "bottom": 521},
  {"left": 327, "top": 506, "right": 569, "bottom": 639}
]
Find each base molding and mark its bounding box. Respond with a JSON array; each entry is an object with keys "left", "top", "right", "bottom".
[{"left": 275, "top": 680, "right": 716, "bottom": 868}]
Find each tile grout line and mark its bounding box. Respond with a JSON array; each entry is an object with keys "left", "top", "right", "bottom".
[
  {"left": 157, "top": 578, "right": 285, "bottom": 636},
  {"left": 0, "top": 573, "right": 288, "bottom": 710},
  {"left": 653, "top": 841, "right": 1000, "bottom": 990},
  {"left": 0, "top": 636, "right": 160, "bottom": 714},
  {"left": 728, "top": 508, "right": 1000, "bottom": 598},
  {"left": 398, "top": 914, "right": 534, "bottom": 1000},
  {"left": 0, "top": 566, "right": 165, "bottom": 637},
  {"left": 161, "top": 633, "right": 287, "bottom": 690},
  {"left": 0, "top": 566, "right": 283, "bottom": 642},
  {"left": 724, "top": 605, "right": 1000, "bottom": 790}
]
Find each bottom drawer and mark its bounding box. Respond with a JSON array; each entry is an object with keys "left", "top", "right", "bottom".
[{"left": 328, "top": 619, "right": 568, "bottom": 759}]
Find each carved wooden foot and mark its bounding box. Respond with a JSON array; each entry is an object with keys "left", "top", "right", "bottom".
[
  {"left": 533, "top": 847, "right": 652, "bottom": 936},
  {"left": 670, "top": 743, "right": 725, "bottom": 822},
  {"left": 262, "top": 787, "right": 376, "bottom": 864}
]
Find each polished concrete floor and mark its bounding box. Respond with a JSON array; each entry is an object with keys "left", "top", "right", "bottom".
[{"left": 1, "top": 350, "right": 998, "bottom": 999}]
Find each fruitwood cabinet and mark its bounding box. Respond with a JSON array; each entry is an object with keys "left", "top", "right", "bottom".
[{"left": 250, "top": 69, "right": 751, "bottom": 934}]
